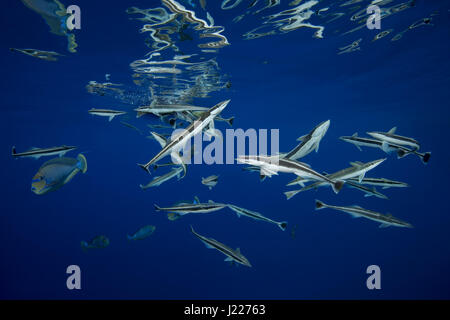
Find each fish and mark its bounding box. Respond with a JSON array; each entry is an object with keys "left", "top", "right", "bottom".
[
  {"left": 120, "top": 121, "right": 143, "bottom": 135},
  {"left": 227, "top": 204, "right": 288, "bottom": 231},
  {"left": 190, "top": 225, "right": 252, "bottom": 267},
  {"left": 139, "top": 166, "right": 184, "bottom": 189},
  {"left": 284, "top": 120, "right": 330, "bottom": 160},
  {"left": 10, "top": 48, "right": 63, "bottom": 61},
  {"left": 135, "top": 104, "right": 209, "bottom": 117},
  {"left": 12, "top": 145, "right": 76, "bottom": 159},
  {"left": 81, "top": 235, "right": 110, "bottom": 251},
  {"left": 31, "top": 154, "right": 87, "bottom": 195},
  {"left": 367, "top": 127, "right": 420, "bottom": 150},
  {"left": 127, "top": 225, "right": 156, "bottom": 241},
  {"left": 345, "top": 177, "right": 409, "bottom": 189},
  {"left": 88, "top": 108, "right": 127, "bottom": 121},
  {"left": 202, "top": 175, "right": 219, "bottom": 190},
  {"left": 284, "top": 159, "right": 385, "bottom": 199},
  {"left": 339, "top": 133, "right": 431, "bottom": 164},
  {"left": 154, "top": 198, "right": 227, "bottom": 220},
  {"left": 237, "top": 155, "right": 344, "bottom": 194},
  {"left": 138, "top": 100, "right": 230, "bottom": 173},
  {"left": 315, "top": 200, "right": 413, "bottom": 229},
  {"left": 344, "top": 180, "right": 389, "bottom": 200}
]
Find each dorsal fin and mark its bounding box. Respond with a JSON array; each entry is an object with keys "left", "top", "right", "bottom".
[
  {"left": 235, "top": 247, "right": 241, "bottom": 254},
  {"left": 208, "top": 200, "right": 214, "bottom": 204},
  {"left": 296, "top": 134, "right": 308, "bottom": 142},
  {"left": 352, "top": 132, "right": 358, "bottom": 137},
  {"left": 388, "top": 127, "right": 397, "bottom": 134},
  {"left": 193, "top": 196, "right": 200, "bottom": 204},
  {"left": 298, "top": 162, "right": 311, "bottom": 168}
]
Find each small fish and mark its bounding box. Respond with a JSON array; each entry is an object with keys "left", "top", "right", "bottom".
[
  {"left": 12, "top": 145, "right": 76, "bottom": 159},
  {"left": 120, "top": 121, "right": 142, "bottom": 135},
  {"left": 154, "top": 198, "right": 226, "bottom": 220},
  {"left": 10, "top": 48, "right": 63, "bottom": 61},
  {"left": 140, "top": 166, "right": 184, "bottom": 189},
  {"left": 315, "top": 200, "right": 413, "bottom": 228},
  {"left": 346, "top": 177, "right": 409, "bottom": 189},
  {"left": 88, "top": 108, "right": 127, "bottom": 121},
  {"left": 31, "top": 154, "right": 87, "bottom": 195},
  {"left": 238, "top": 155, "right": 344, "bottom": 194},
  {"left": 227, "top": 204, "right": 287, "bottom": 231},
  {"left": 190, "top": 226, "right": 252, "bottom": 267},
  {"left": 340, "top": 133, "right": 431, "bottom": 164},
  {"left": 284, "top": 159, "right": 385, "bottom": 200},
  {"left": 345, "top": 180, "right": 389, "bottom": 200},
  {"left": 127, "top": 225, "right": 156, "bottom": 241},
  {"left": 138, "top": 100, "right": 230, "bottom": 173},
  {"left": 81, "top": 235, "right": 110, "bottom": 251},
  {"left": 367, "top": 127, "right": 420, "bottom": 150},
  {"left": 202, "top": 175, "right": 219, "bottom": 190},
  {"left": 284, "top": 120, "right": 330, "bottom": 160}
]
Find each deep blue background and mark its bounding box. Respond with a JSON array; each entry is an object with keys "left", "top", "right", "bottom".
[{"left": 1, "top": 0, "right": 449, "bottom": 299}]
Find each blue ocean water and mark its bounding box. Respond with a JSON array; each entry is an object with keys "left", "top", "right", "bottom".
[{"left": 1, "top": 0, "right": 449, "bottom": 299}]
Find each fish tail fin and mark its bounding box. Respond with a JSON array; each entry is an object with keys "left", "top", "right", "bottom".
[
  {"left": 397, "top": 149, "right": 408, "bottom": 159},
  {"left": 76, "top": 154, "right": 88, "bottom": 173},
  {"left": 138, "top": 163, "right": 151, "bottom": 174},
  {"left": 169, "top": 118, "right": 176, "bottom": 129},
  {"left": 190, "top": 225, "right": 195, "bottom": 234},
  {"left": 332, "top": 180, "right": 344, "bottom": 194},
  {"left": 315, "top": 199, "right": 327, "bottom": 211},
  {"left": 278, "top": 221, "right": 288, "bottom": 231},
  {"left": 422, "top": 152, "right": 431, "bottom": 164},
  {"left": 284, "top": 189, "right": 300, "bottom": 200},
  {"left": 226, "top": 117, "right": 234, "bottom": 127},
  {"left": 153, "top": 204, "right": 161, "bottom": 211},
  {"left": 12, "top": 146, "right": 16, "bottom": 155}
]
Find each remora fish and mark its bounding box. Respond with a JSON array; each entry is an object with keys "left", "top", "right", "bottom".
[
  {"left": 237, "top": 155, "right": 344, "bottom": 194},
  {"left": 139, "top": 166, "right": 184, "bottom": 189},
  {"left": 339, "top": 133, "right": 431, "bottom": 164},
  {"left": 88, "top": 108, "right": 127, "bottom": 121},
  {"left": 154, "top": 197, "right": 226, "bottom": 220},
  {"left": 315, "top": 200, "right": 413, "bottom": 228},
  {"left": 202, "top": 175, "right": 219, "bottom": 190},
  {"left": 284, "top": 120, "right": 330, "bottom": 160},
  {"left": 138, "top": 100, "right": 230, "bottom": 173},
  {"left": 345, "top": 177, "right": 409, "bottom": 189},
  {"left": 367, "top": 127, "right": 420, "bottom": 150},
  {"left": 227, "top": 204, "right": 288, "bottom": 231},
  {"left": 127, "top": 225, "right": 156, "bottom": 241},
  {"left": 190, "top": 225, "right": 252, "bottom": 267},
  {"left": 12, "top": 145, "right": 76, "bottom": 159},
  {"left": 284, "top": 159, "right": 385, "bottom": 200},
  {"left": 344, "top": 180, "right": 388, "bottom": 200},
  {"left": 135, "top": 104, "right": 209, "bottom": 117}
]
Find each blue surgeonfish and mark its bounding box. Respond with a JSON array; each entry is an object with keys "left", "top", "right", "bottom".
[{"left": 31, "top": 154, "right": 87, "bottom": 195}]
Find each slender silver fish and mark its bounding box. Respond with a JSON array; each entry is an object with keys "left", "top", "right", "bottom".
[
  {"left": 344, "top": 180, "right": 389, "bottom": 200},
  {"left": 139, "top": 166, "right": 183, "bottom": 189},
  {"left": 138, "top": 100, "right": 230, "bottom": 173},
  {"left": 190, "top": 226, "right": 252, "bottom": 267},
  {"left": 88, "top": 108, "right": 126, "bottom": 121},
  {"left": 345, "top": 177, "right": 409, "bottom": 189},
  {"left": 12, "top": 145, "right": 76, "bottom": 159},
  {"left": 315, "top": 200, "right": 413, "bottom": 228},
  {"left": 154, "top": 198, "right": 227, "bottom": 220},
  {"left": 284, "top": 159, "right": 386, "bottom": 200},
  {"left": 238, "top": 155, "right": 344, "bottom": 194},
  {"left": 367, "top": 127, "right": 420, "bottom": 150},
  {"left": 202, "top": 175, "right": 219, "bottom": 190},
  {"left": 283, "top": 120, "right": 330, "bottom": 160},
  {"left": 227, "top": 204, "right": 288, "bottom": 231}
]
